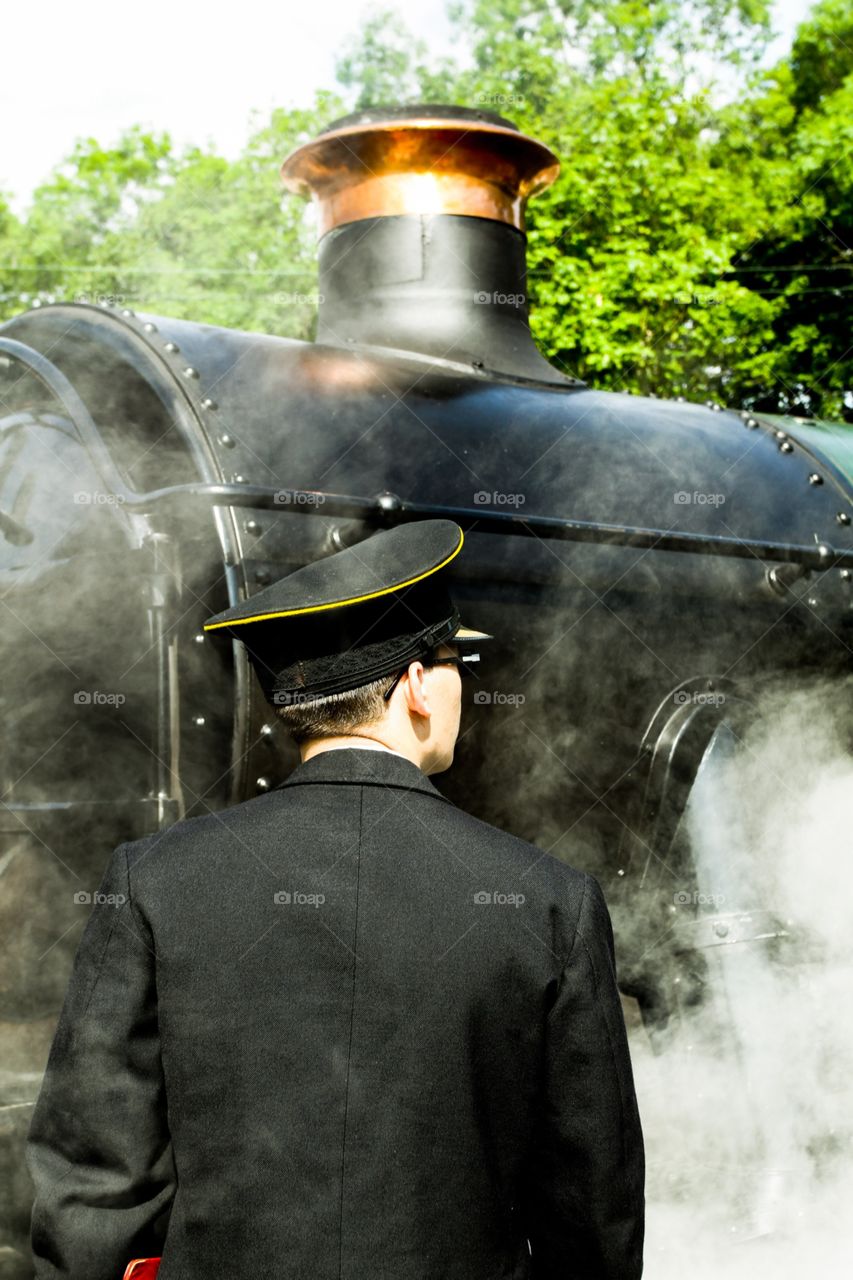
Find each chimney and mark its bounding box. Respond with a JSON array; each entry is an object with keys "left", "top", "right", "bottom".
[{"left": 280, "top": 104, "right": 575, "bottom": 386}]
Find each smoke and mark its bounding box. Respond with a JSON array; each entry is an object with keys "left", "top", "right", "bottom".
[{"left": 628, "top": 675, "right": 853, "bottom": 1275}]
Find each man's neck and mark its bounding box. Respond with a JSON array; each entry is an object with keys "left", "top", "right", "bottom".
[{"left": 299, "top": 733, "right": 414, "bottom": 766}]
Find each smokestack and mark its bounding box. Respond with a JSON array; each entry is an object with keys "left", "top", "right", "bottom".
[{"left": 280, "top": 104, "right": 574, "bottom": 386}]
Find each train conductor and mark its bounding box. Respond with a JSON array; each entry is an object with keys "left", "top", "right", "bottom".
[{"left": 26, "top": 518, "right": 646, "bottom": 1279}]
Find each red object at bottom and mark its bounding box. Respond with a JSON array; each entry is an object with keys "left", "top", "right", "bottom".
[{"left": 122, "top": 1259, "right": 161, "bottom": 1279}]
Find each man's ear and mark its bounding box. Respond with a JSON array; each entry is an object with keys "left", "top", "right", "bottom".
[{"left": 402, "top": 658, "right": 431, "bottom": 717}]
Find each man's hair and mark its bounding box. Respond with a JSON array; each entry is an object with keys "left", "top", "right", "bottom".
[
  {"left": 274, "top": 675, "right": 391, "bottom": 746},
  {"left": 273, "top": 648, "right": 441, "bottom": 746}
]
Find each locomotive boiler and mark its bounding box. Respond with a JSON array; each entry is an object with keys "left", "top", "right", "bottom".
[{"left": 1, "top": 104, "right": 852, "bottom": 1273}]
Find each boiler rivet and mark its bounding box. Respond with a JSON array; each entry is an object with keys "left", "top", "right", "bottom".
[
  {"left": 194, "top": 633, "right": 205, "bottom": 644},
  {"left": 182, "top": 366, "right": 199, "bottom": 379},
  {"left": 143, "top": 322, "right": 157, "bottom": 333},
  {"left": 779, "top": 440, "right": 794, "bottom": 453},
  {"left": 219, "top": 434, "right": 235, "bottom": 448},
  {"left": 245, "top": 519, "right": 261, "bottom": 534},
  {"left": 256, "top": 776, "right": 272, "bottom": 792},
  {"left": 714, "top": 922, "right": 729, "bottom": 938},
  {"left": 260, "top": 723, "right": 275, "bottom": 739},
  {"left": 192, "top": 715, "right": 206, "bottom": 727},
  {"left": 837, "top": 512, "right": 851, "bottom": 525},
  {"left": 775, "top": 430, "right": 788, "bottom": 440},
  {"left": 164, "top": 341, "right": 179, "bottom": 353},
  {"left": 201, "top": 397, "right": 218, "bottom": 410},
  {"left": 808, "top": 473, "right": 823, "bottom": 485},
  {"left": 255, "top": 567, "right": 271, "bottom": 584},
  {"left": 122, "top": 308, "right": 135, "bottom": 317},
  {"left": 840, "top": 569, "right": 851, "bottom": 582},
  {"left": 745, "top": 417, "right": 758, "bottom": 428}
]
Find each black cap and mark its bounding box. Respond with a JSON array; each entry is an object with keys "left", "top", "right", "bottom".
[{"left": 203, "top": 520, "right": 493, "bottom": 706}]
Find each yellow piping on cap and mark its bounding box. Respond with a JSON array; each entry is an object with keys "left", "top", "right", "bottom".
[{"left": 203, "top": 526, "right": 465, "bottom": 631}]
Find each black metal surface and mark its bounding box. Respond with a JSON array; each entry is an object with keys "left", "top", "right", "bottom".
[
  {"left": 2, "top": 323, "right": 846, "bottom": 569},
  {"left": 0, "top": 296, "right": 851, "bottom": 1080},
  {"left": 1, "top": 286, "right": 852, "bottom": 1276},
  {"left": 315, "top": 214, "right": 577, "bottom": 386}
]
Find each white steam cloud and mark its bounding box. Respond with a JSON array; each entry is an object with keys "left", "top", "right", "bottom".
[{"left": 627, "top": 676, "right": 853, "bottom": 1275}]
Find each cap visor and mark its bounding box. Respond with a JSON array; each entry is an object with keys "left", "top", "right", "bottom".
[{"left": 453, "top": 623, "right": 494, "bottom": 642}]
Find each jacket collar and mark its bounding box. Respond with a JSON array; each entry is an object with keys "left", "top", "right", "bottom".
[{"left": 277, "top": 746, "right": 454, "bottom": 805}]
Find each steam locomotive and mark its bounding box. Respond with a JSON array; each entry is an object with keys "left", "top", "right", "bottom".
[{"left": 1, "top": 104, "right": 851, "bottom": 1271}]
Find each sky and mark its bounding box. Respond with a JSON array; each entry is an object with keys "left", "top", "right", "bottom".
[{"left": 2, "top": 0, "right": 817, "bottom": 215}]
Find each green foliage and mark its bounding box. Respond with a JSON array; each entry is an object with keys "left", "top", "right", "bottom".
[
  {"left": 336, "top": 8, "right": 458, "bottom": 107},
  {"left": 0, "top": 0, "right": 849, "bottom": 418},
  {"left": 788, "top": 0, "right": 853, "bottom": 113},
  {"left": 0, "top": 127, "right": 176, "bottom": 313},
  {"left": 105, "top": 98, "right": 349, "bottom": 335}
]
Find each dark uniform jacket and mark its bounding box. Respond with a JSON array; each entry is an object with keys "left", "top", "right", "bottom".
[{"left": 27, "top": 746, "right": 645, "bottom": 1279}]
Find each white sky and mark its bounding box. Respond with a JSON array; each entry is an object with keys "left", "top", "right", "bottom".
[{"left": 2, "top": 0, "right": 815, "bottom": 214}]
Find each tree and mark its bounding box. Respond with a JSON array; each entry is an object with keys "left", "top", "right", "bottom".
[
  {"left": 709, "top": 0, "right": 853, "bottom": 418},
  {"left": 1, "top": 0, "right": 849, "bottom": 419}
]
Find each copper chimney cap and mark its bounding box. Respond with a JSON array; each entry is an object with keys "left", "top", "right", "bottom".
[{"left": 280, "top": 103, "right": 560, "bottom": 238}]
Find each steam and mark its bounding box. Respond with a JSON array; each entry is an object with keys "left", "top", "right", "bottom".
[{"left": 629, "top": 676, "right": 853, "bottom": 1275}]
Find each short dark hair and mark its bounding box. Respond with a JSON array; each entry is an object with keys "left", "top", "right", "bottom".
[
  {"left": 273, "top": 675, "right": 391, "bottom": 746},
  {"left": 273, "top": 645, "right": 450, "bottom": 745}
]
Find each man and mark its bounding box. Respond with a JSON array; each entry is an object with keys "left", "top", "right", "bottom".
[{"left": 26, "top": 519, "right": 645, "bottom": 1279}]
